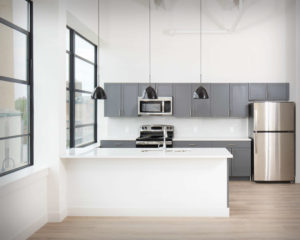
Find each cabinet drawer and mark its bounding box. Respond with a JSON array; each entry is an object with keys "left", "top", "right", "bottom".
[
  {"left": 173, "top": 141, "right": 213, "bottom": 148},
  {"left": 211, "top": 141, "right": 251, "bottom": 149},
  {"left": 101, "top": 140, "right": 136, "bottom": 148}
]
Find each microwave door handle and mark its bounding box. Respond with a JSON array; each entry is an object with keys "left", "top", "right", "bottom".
[{"left": 162, "top": 101, "right": 165, "bottom": 113}]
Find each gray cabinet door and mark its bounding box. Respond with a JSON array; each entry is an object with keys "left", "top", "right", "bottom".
[
  {"left": 249, "top": 83, "right": 267, "bottom": 101},
  {"left": 211, "top": 83, "right": 230, "bottom": 117},
  {"left": 191, "top": 83, "right": 211, "bottom": 117},
  {"left": 122, "top": 84, "right": 138, "bottom": 117},
  {"left": 230, "top": 84, "right": 249, "bottom": 118},
  {"left": 138, "top": 83, "right": 155, "bottom": 97},
  {"left": 267, "top": 83, "right": 289, "bottom": 101},
  {"left": 173, "top": 84, "right": 192, "bottom": 117},
  {"left": 156, "top": 83, "right": 173, "bottom": 97},
  {"left": 231, "top": 148, "right": 251, "bottom": 177},
  {"left": 104, "top": 83, "right": 122, "bottom": 117}
]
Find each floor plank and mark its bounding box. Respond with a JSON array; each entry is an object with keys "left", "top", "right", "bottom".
[{"left": 29, "top": 181, "right": 300, "bottom": 240}]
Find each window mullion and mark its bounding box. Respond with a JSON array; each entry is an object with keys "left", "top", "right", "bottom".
[{"left": 69, "top": 30, "right": 75, "bottom": 148}]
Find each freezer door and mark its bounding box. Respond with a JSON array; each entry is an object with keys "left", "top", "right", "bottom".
[
  {"left": 253, "top": 102, "right": 295, "bottom": 131},
  {"left": 254, "top": 132, "right": 295, "bottom": 181}
]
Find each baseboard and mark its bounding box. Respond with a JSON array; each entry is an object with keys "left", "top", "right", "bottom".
[
  {"left": 48, "top": 208, "right": 67, "bottom": 222},
  {"left": 12, "top": 214, "right": 47, "bottom": 240},
  {"left": 68, "top": 207, "right": 230, "bottom": 217}
]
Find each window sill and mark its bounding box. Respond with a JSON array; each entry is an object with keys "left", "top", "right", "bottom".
[{"left": 0, "top": 165, "right": 48, "bottom": 196}]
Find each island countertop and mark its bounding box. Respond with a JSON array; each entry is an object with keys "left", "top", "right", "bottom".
[{"left": 61, "top": 147, "right": 233, "bottom": 160}]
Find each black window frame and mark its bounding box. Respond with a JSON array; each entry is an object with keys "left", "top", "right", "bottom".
[
  {"left": 0, "top": 0, "right": 34, "bottom": 177},
  {"left": 66, "top": 27, "right": 97, "bottom": 148}
]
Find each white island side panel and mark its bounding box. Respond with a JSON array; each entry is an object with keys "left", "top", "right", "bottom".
[{"left": 65, "top": 155, "right": 229, "bottom": 217}]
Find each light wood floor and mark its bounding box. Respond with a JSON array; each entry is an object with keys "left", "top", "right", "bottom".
[{"left": 29, "top": 181, "right": 300, "bottom": 240}]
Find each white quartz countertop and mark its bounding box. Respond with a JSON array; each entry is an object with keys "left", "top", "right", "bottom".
[
  {"left": 61, "top": 147, "right": 233, "bottom": 160},
  {"left": 173, "top": 138, "right": 251, "bottom": 141}
]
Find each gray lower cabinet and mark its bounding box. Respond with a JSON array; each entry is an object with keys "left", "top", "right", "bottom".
[
  {"left": 191, "top": 83, "right": 211, "bottom": 117},
  {"left": 101, "top": 140, "right": 136, "bottom": 148},
  {"left": 176, "top": 140, "right": 251, "bottom": 178},
  {"left": 173, "top": 141, "right": 212, "bottom": 148},
  {"left": 267, "top": 83, "right": 289, "bottom": 101},
  {"left": 122, "top": 83, "right": 138, "bottom": 117},
  {"left": 156, "top": 83, "right": 173, "bottom": 97},
  {"left": 231, "top": 148, "right": 251, "bottom": 177},
  {"left": 104, "top": 83, "right": 122, "bottom": 117},
  {"left": 230, "top": 83, "right": 249, "bottom": 118},
  {"left": 211, "top": 83, "right": 230, "bottom": 117},
  {"left": 173, "top": 84, "right": 192, "bottom": 117}
]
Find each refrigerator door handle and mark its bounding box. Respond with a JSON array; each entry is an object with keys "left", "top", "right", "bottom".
[{"left": 254, "top": 133, "right": 257, "bottom": 154}]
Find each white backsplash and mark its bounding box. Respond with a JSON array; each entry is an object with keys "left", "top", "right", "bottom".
[{"left": 98, "top": 116, "right": 248, "bottom": 140}]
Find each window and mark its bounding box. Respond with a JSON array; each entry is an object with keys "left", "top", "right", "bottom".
[
  {"left": 66, "top": 27, "right": 97, "bottom": 148},
  {"left": 0, "top": 0, "right": 33, "bottom": 176}
]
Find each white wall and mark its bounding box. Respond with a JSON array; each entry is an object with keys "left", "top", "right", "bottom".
[
  {"left": 34, "top": 0, "right": 68, "bottom": 221},
  {"left": 95, "top": 0, "right": 296, "bottom": 140},
  {"left": 0, "top": 167, "right": 48, "bottom": 240}
]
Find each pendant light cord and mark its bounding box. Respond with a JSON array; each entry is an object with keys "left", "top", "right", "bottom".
[
  {"left": 97, "top": 0, "right": 100, "bottom": 86},
  {"left": 149, "top": 0, "right": 152, "bottom": 85},
  {"left": 200, "top": 0, "right": 202, "bottom": 84}
]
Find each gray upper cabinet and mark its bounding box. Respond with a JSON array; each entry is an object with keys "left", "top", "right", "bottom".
[
  {"left": 156, "top": 83, "right": 173, "bottom": 97},
  {"left": 104, "top": 83, "right": 122, "bottom": 117},
  {"left": 230, "top": 84, "right": 249, "bottom": 118},
  {"left": 267, "top": 83, "right": 289, "bottom": 101},
  {"left": 173, "top": 84, "right": 192, "bottom": 117},
  {"left": 211, "top": 83, "right": 230, "bottom": 117},
  {"left": 191, "top": 83, "right": 211, "bottom": 117},
  {"left": 249, "top": 83, "right": 289, "bottom": 101},
  {"left": 122, "top": 83, "right": 138, "bottom": 117},
  {"left": 249, "top": 83, "right": 268, "bottom": 101},
  {"left": 231, "top": 148, "right": 251, "bottom": 177}
]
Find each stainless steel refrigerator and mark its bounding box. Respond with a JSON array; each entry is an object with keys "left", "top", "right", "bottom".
[{"left": 249, "top": 102, "right": 295, "bottom": 182}]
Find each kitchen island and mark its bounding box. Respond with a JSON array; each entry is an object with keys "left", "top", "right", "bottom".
[{"left": 62, "top": 147, "right": 232, "bottom": 217}]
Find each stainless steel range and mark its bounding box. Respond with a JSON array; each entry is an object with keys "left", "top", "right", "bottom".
[{"left": 136, "top": 125, "right": 174, "bottom": 148}]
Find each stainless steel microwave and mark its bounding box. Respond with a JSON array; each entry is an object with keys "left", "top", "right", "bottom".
[{"left": 138, "top": 97, "right": 173, "bottom": 116}]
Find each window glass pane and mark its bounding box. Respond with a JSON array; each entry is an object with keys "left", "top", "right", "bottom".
[
  {"left": 75, "top": 92, "right": 94, "bottom": 126},
  {"left": 66, "top": 28, "right": 70, "bottom": 52},
  {"left": 75, "top": 34, "right": 94, "bottom": 62},
  {"left": 66, "top": 53, "right": 69, "bottom": 88},
  {"left": 0, "top": 81, "right": 29, "bottom": 138},
  {"left": 0, "top": 0, "right": 29, "bottom": 30},
  {"left": 66, "top": 90, "right": 70, "bottom": 129},
  {"left": 75, "top": 125, "right": 94, "bottom": 147},
  {"left": 0, "top": 136, "right": 29, "bottom": 174},
  {"left": 0, "top": 23, "right": 27, "bottom": 81},
  {"left": 75, "top": 57, "right": 94, "bottom": 91},
  {"left": 66, "top": 128, "right": 70, "bottom": 148}
]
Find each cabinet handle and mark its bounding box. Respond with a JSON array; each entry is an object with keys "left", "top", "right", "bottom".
[
  {"left": 115, "top": 143, "right": 122, "bottom": 147},
  {"left": 189, "top": 144, "right": 196, "bottom": 146},
  {"left": 266, "top": 90, "right": 268, "bottom": 100},
  {"left": 190, "top": 108, "right": 192, "bottom": 116},
  {"left": 227, "top": 144, "right": 236, "bottom": 147},
  {"left": 119, "top": 109, "right": 121, "bottom": 116}
]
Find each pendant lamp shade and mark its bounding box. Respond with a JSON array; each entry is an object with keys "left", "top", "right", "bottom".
[
  {"left": 91, "top": 0, "right": 107, "bottom": 100},
  {"left": 142, "top": 85, "right": 158, "bottom": 99},
  {"left": 193, "top": 85, "right": 209, "bottom": 99},
  {"left": 92, "top": 86, "right": 107, "bottom": 99}
]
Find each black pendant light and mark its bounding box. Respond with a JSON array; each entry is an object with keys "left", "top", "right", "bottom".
[
  {"left": 91, "top": 0, "right": 107, "bottom": 100},
  {"left": 193, "top": 0, "right": 209, "bottom": 99},
  {"left": 142, "top": 0, "right": 158, "bottom": 99}
]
